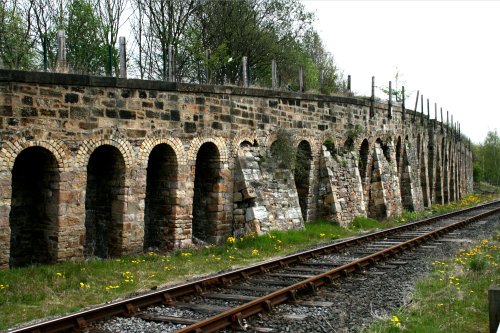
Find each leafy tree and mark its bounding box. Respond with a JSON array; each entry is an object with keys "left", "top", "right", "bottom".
[
  {"left": 0, "top": 0, "right": 37, "bottom": 69},
  {"left": 473, "top": 130, "right": 500, "bottom": 185},
  {"left": 65, "top": 0, "right": 107, "bottom": 74},
  {"left": 379, "top": 68, "right": 411, "bottom": 102}
]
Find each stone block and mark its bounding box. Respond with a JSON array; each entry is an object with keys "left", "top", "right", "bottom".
[
  {"left": 245, "top": 206, "right": 268, "bottom": 222},
  {"left": 242, "top": 187, "right": 257, "bottom": 200}
]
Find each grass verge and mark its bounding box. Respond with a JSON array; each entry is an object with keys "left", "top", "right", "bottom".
[
  {"left": 362, "top": 230, "right": 500, "bottom": 333},
  {"left": 0, "top": 194, "right": 498, "bottom": 329}
]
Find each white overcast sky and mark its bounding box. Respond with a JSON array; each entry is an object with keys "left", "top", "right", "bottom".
[{"left": 303, "top": 0, "right": 499, "bottom": 144}]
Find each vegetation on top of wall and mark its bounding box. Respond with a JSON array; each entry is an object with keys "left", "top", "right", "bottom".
[
  {"left": 0, "top": 0, "right": 346, "bottom": 93},
  {"left": 323, "top": 138, "right": 336, "bottom": 155},
  {"left": 344, "top": 124, "right": 364, "bottom": 151}
]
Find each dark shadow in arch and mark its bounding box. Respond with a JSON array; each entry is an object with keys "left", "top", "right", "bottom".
[
  {"left": 9, "top": 147, "right": 60, "bottom": 268},
  {"left": 144, "top": 144, "right": 178, "bottom": 250},
  {"left": 295, "top": 140, "right": 312, "bottom": 221},
  {"left": 192, "top": 142, "right": 221, "bottom": 243},
  {"left": 84, "top": 145, "right": 125, "bottom": 258}
]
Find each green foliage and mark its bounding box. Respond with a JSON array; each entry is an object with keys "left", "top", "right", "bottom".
[
  {"left": 363, "top": 235, "right": 500, "bottom": 333},
  {"left": 323, "top": 138, "right": 336, "bottom": 154},
  {"left": 0, "top": 4, "right": 37, "bottom": 69},
  {"left": 65, "top": 0, "right": 108, "bottom": 74},
  {"left": 270, "top": 129, "right": 296, "bottom": 168},
  {"left": 350, "top": 216, "right": 385, "bottom": 230},
  {"left": 473, "top": 130, "right": 500, "bottom": 186},
  {"left": 344, "top": 124, "right": 364, "bottom": 151}
]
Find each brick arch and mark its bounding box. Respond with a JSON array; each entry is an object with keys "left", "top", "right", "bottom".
[
  {"left": 75, "top": 136, "right": 135, "bottom": 170},
  {"left": 294, "top": 136, "right": 320, "bottom": 157},
  {"left": 138, "top": 135, "right": 186, "bottom": 167},
  {"left": 231, "top": 130, "right": 259, "bottom": 154},
  {"left": 0, "top": 137, "right": 71, "bottom": 172},
  {"left": 187, "top": 136, "right": 229, "bottom": 164}
]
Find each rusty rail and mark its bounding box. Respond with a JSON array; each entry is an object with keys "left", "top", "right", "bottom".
[
  {"left": 176, "top": 204, "right": 500, "bottom": 333},
  {"left": 7, "top": 200, "right": 500, "bottom": 333}
]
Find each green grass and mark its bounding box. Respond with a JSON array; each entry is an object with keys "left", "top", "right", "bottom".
[
  {"left": 0, "top": 220, "right": 355, "bottom": 329},
  {"left": 0, "top": 193, "right": 498, "bottom": 330},
  {"left": 363, "top": 230, "right": 500, "bottom": 333}
]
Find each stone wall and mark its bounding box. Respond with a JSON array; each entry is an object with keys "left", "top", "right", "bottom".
[{"left": 0, "top": 69, "right": 473, "bottom": 268}]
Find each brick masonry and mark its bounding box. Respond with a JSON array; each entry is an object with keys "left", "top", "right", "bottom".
[{"left": 0, "top": 70, "right": 473, "bottom": 268}]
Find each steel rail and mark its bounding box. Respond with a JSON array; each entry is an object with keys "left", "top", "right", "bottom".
[
  {"left": 7, "top": 200, "right": 500, "bottom": 333},
  {"left": 175, "top": 205, "right": 500, "bottom": 333}
]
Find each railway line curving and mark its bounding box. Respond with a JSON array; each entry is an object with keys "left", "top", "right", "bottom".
[{"left": 7, "top": 200, "right": 500, "bottom": 333}]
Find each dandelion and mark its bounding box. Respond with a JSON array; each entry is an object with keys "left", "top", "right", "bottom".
[
  {"left": 0, "top": 284, "right": 8, "bottom": 290},
  {"left": 229, "top": 255, "right": 235, "bottom": 260},
  {"left": 56, "top": 272, "right": 64, "bottom": 278},
  {"left": 105, "top": 285, "right": 120, "bottom": 290},
  {"left": 79, "top": 282, "right": 86, "bottom": 288},
  {"left": 227, "top": 236, "right": 236, "bottom": 245},
  {"left": 251, "top": 249, "right": 259, "bottom": 256},
  {"left": 319, "top": 233, "right": 326, "bottom": 238},
  {"left": 181, "top": 252, "right": 192, "bottom": 257},
  {"left": 436, "top": 303, "right": 444, "bottom": 307},
  {"left": 391, "top": 315, "right": 401, "bottom": 328}
]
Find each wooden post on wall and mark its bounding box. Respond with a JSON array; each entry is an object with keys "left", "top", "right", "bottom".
[
  {"left": 427, "top": 98, "right": 430, "bottom": 125},
  {"left": 434, "top": 103, "right": 437, "bottom": 129},
  {"left": 413, "top": 90, "right": 419, "bottom": 122},
  {"left": 271, "top": 59, "right": 277, "bottom": 89},
  {"left": 168, "top": 44, "right": 175, "bottom": 82},
  {"left": 441, "top": 107, "right": 444, "bottom": 133},
  {"left": 388, "top": 81, "right": 392, "bottom": 119},
  {"left": 119, "top": 37, "right": 127, "bottom": 79},
  {"left": 242, "top": 56, "right": 248, "bottom": 88},
  {"left": 370, "top": 76, "right": 375, "bottom": 118},
  {"left": 320, "top": 70, "right": 324, "bottom": 94},
  {"left": 56, "top": 30, "right": 67, "bottom": 73},
  {"left": 402, "top": 86, "right": 406, "bottom": 121},
  {"left": 420, "top": 95, "right": 424, "bottom": 125},
  {"left": 299, "top": 66, "right": 304, "bottom": 92},
  {"left": 205, "top": 49, "right": 211, "bottom": 84}
]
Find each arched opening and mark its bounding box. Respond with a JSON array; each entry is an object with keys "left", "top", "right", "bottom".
[
  {"left": 381, "top": 140, "right": 391, "bottom": 163},
  {"left": 9, "top": 147, "right": 60, "bottom": 268},
  {"left": 192, "top": 142, "right": 221, "bottom": 243},
  {"left": 400, "top": 147, "right": 414, "bottom": 211},
  {"left": 420, "top": 147, "right": 429, "bottom": 207},
  {"left": 442, "top": 139, "right": 449, "bottom": 203},
  {"left": 396, "top": 137, "right": 402, "bottom": 173},
  {"left": 450, "top": 153, "right": 455, "bottom": 201},
  {"left": 295, "top": 140, "right": 312, "bottom": 221},
  {"left": 144, "top": 144, "right": 178, "bottom": 250},
  {"left": 435, "top": 147, "right": 443, "bottom": 204},
  {"left": 239, "top": 140, "right": 253, "bottom": 148},
  {"left": 367, "top": 140, "right": 387, "bottom": 219},
  {"left": 84, "top": 145, "right": 125, "bottom": 258},
  {"left": 358, "top": 139, "right": 369, "bottom": 181}
]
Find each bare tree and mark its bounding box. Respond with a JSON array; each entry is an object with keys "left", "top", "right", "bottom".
[
  {"left": 93, "top": 0, "right": 128, "bottom": 76},
  {"left": 131, "top": 0, "right": 198, "bottom": 80}
]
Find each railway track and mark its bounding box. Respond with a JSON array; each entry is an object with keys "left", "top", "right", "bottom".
[{"left": 8, "top": 200, "right": 500, "bottom": 333}]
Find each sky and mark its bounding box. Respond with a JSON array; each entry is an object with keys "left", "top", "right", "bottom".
[{"left": 302, "top": 0, "right": 500, "bottom": 144}]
